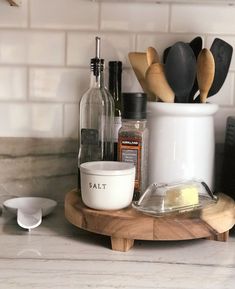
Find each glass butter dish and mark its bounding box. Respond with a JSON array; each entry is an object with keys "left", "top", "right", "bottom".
[{"left": 132, "top": 180, "right": 218, "bottom": 217}]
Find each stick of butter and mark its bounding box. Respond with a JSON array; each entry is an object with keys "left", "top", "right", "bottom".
[{"left": 164, "top": 185, "right": 199, "bottom": 208}]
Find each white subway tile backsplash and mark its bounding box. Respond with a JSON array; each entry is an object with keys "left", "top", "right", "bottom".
[
  {"left": 0, "top": 0, "right": 28, "bottom": 28},
  {"left": 0, "top": 1, "right": 234, "bottom": 142},
  {"left": 0, "top": 67, "right": 27, "bottom": 100},
  {"left": 29, "top": 68, "right": 89, "bottom": 102},
  {"left": 0, "top": 103, "right": 63, "bottom": 137},
  {"left": 0, "top": 31, "right": 65, "bottom": 65},
  {"left": 209, "top": 72, "right": 234, "bottom": 106},
  {"left": 67, "top": 32, "right": 135, "bottom": 67},
  {"left": 171, "top": 4, "right": 235, "bottom": 34},
  {"left": 64, "top": 104, "right": 79, "bottom": 138},
  {"left": 122, "top": 68, "right": 143, "bottom": 93},
  {"left": 100, "top": 2, "right": 169, "bottom": 32},
  {"left": 31, "top": 104, "right": 63, "bottom": 135},
  {"left": 30, "top": 0, "right": 99, "bottom": 30}
]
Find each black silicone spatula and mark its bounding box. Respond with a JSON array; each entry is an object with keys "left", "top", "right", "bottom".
[
  {"left": 209, "top": 38, "right": 233, "bottom": 96},
  {"left": 194, "top": 38, "right": 233, "bottom": 102},
  {"left": 165, "top": 42, "right": 196, "bottom": 103}
]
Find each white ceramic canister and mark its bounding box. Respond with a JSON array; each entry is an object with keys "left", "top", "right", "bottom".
[
  {"left": 147, "top": 102, "right": 218, "bottom": 191},
  {"left": 80, "top": 161, "right": 135, "bottom": 210}
]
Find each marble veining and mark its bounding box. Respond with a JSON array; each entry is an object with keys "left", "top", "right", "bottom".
[
  {"left": 0, "top": 205, "right": 234, "bottom": 289},
  {"left": 0, "top": 137, "right": 78, "bottom": 204},
  {"left": 0, "top": 137, "right": 233, "bottom": 288}
]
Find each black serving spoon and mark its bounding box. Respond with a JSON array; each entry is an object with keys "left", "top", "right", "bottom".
[
  {"left": 165, "top": 42, "right": 197, "bottom": 103},
  {"left": 163, "top": 37, "right": 202, "bottom": 102},
  {"left": 163, "top": 36, "right": 202, "bottom": 64}
]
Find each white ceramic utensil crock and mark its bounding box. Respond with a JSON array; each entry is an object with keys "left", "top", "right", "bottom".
[
  {"left": 147, "top": 102, "right": 218, "bottom": 191},
  {"left": 80, "top": 161, "right": 135, "bottom": 210}
]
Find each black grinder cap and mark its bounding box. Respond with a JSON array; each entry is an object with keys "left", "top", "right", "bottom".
[{"left": 122, "top": 93, "right": 147, "bottom": 120}]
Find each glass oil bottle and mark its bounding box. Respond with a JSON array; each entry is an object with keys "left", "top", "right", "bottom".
[{"left": 78, "top": 37, "right": 114, "bottom": 186}]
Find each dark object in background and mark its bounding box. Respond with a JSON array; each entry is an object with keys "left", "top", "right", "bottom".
[
  {"left": 221, "top": 116, "right": 235, "bottom": 200},
  {"left": 109, "top": 61, "right": 122, "bottom": 161}
]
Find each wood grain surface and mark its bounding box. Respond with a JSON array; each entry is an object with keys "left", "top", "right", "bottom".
[{"left": 65, "top": 189, "right": 235, "bottom": 251}]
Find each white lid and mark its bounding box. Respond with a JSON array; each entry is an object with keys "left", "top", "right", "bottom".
[{"left": 80, "top": 161, "right": 135, "bottom": 176}]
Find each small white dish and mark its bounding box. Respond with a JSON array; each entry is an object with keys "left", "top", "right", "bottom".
[
  {"left": 0, "top": 195, "right": 17, "bottom": 216},
  {"left": 80, "top": 161, "right": 135, "bottom": 210},
  {"left": 3, "top": 197, "right": 57, "bottom": 230}
]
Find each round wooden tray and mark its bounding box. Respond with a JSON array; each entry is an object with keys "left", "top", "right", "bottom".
[{"left": 65, "top": 189, "right": 235, "bottom": 252}]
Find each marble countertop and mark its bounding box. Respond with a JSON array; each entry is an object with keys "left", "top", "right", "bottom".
[{"left": 0, "top": 204, "right": 234, "bottom": 289}]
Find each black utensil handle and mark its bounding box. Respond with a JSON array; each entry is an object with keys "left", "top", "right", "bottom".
[{"left": 188, "top": 82, "right": 199, "bottom": 103}]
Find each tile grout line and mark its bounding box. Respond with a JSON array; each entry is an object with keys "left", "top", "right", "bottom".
[
  {"left": 62, "top": 103, "right": 65, "bottom": 137},
  {"left": 64, "top": 31, "right": 68, "bottom": 67},
  {"left": 168, "top": 3, "right": 172, "bottom": 33},
  {"left": 98, "top": 1, "right": 101, "bottom": 32},
  {"left": 26, "top": 64, "right": 30, "bottom": 101},
  {"left": 27, "top": 0, "right": 31, "bottom": 28}
]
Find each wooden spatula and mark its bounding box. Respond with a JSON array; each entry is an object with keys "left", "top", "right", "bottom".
[
  {"left": 145, "top": 63, "right": 174, "bottom": 103},
  {"left": 128, "top": 52, "right": 149, "bottom": 93},
  {"left": 147, "top": 47, "right": 160, "bottom": 66},
  {"left": 197, "top": 48, "right": 215, "bottom": 103}
]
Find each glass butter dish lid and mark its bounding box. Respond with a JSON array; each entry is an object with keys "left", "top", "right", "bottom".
[{"left": 132, "top": 180, "right": 218, "bottom": 217}]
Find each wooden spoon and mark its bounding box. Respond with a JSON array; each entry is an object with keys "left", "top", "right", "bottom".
[
  {"left": 188, "top": 36, "right": 203, "bottom": 102},
  {"left": 194, "top": 38, "right": 233, "bottom": 103},
  {"left": 197, "top": 48, "right": 215, "bottom": 103},
  {"left": 128, "top": 52, "right": 149, "bottom": 93},
  {"left": 147, "top": 47, "right": 160, "bottom": 66},
  {"left": 145, "top": 63, "right": 174, "bottom": 103}
]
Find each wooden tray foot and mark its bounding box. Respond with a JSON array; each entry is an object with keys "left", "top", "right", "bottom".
[
  {"left": 206, "top": 230, "right": 229, "bottom": 242},
  {"left": 111, "top": 237, "right": 134, "bottom": 252}
]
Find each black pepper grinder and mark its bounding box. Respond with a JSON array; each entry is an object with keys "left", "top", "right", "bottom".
[{"left": 118, "top": 93, "right": 149, "bottom": 200}]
